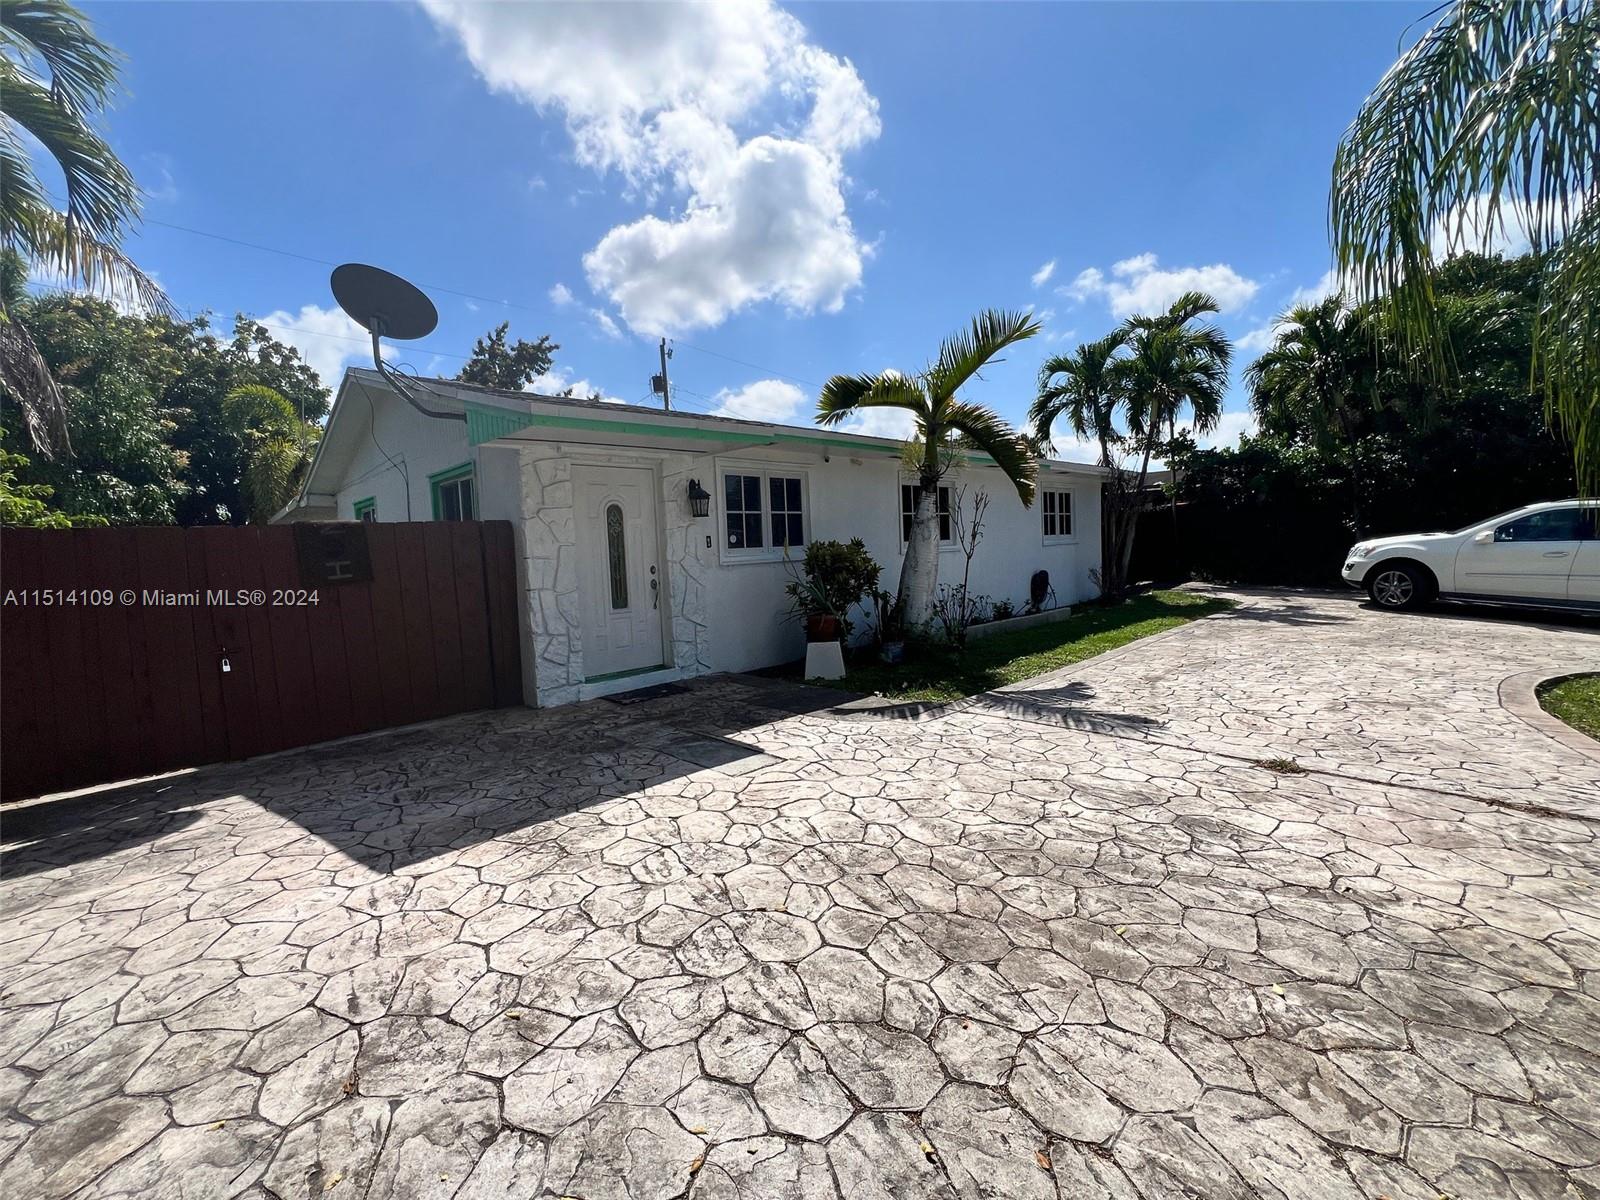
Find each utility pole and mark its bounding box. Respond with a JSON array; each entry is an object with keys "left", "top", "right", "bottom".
[{"left": 654, "top": 338, "right": 672, "bottom": 411}]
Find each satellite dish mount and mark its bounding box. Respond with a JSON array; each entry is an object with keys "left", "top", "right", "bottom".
[{"left": 330, "top": 263, "right": 461, "bottom": 423}]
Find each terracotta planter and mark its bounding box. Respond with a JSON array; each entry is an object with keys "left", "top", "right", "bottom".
[{"left": 806, "top": 613, "right": 840, "bottom": 643}]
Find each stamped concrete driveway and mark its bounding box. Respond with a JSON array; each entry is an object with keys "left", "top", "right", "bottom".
[{"left": 2, "top": 589, "right": 1598, "bottom": 1200}]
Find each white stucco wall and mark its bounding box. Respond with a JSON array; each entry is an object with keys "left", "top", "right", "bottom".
[
  {"left": 696, "top": 448, "right": 1102, "bottom": 674},
  {"left": 315, "top": 386, "right": 1104, "bottom": 708},
  {"left": 512, "top": 440, "right": 1104, "bottom": 698},
  {"left": 328, "top": 399, "right": 492, "bottom": 524}
]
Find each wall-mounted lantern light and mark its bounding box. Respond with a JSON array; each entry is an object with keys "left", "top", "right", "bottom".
[{"left": 687, "top": 479, "right": 711, "bottom": 519}]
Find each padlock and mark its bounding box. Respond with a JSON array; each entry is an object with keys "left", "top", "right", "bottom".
[{"left": 221, "top": 657, "right": 232, "bottom": 674}]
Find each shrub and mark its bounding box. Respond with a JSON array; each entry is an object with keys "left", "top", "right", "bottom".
[{"left": 784, "top": 538, "right": 882, "bottom": 640}]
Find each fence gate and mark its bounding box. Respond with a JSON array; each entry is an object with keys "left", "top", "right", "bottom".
[{"left": 1, "top": 521, "right": 523, "bottom": 802}]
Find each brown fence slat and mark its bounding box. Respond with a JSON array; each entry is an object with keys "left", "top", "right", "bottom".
[
  {"left": 133, "top": 527, "right": 206, "bottom": 772},
  {"left": 258, "top": 528, "right": 322, "bottom": 751},
  {"left": 364, "top": 524, "right": 416, "bottom": 729},
  {"left": 1, "top": 520, "right": 521, "bottom": 801},
  {"left": 481, "top": 521, "right": 523, "bottom": 706},
  {"left": 94, "top": 528, "right": 149, "bottom": 782},
  {"left": 451, "top": 522, "right": 494, "bottom": 713},
  {"left": 336, "top": 568, "right": 386, "bottom": 736},
  {"left": 423, "top": 522, "right": 468, "bottom": 717},
  {"left": 234, "top": 527, "right": 288, "bottom": 756},
  {"left": 1, "top": 531, "right": 51, "bottom": 798},
  {"left": 392, "top": 523, "right": 441, "bottom": 720}
]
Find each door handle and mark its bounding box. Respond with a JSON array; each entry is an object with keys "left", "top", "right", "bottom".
[
  {"left": 1543, "top": 550, "right": 1571, "bottom": 557},
  {"left": 651, "top": 577, "right": 659, "bottom": 609}
]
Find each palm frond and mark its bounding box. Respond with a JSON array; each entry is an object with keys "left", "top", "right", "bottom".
[
  {"left": 0, "top": 308, "right": 68, "bottom": 458},
  {"left": 924, "top": 309, "right": 1041, "bottom": 400},
  {"left": 27, "top": 209, "right": 170, "bottom": 315},
  {"left": 1331, "top": 0, "right": 1600, "bottom": 488},
  {"left": 0, "top": 60, "right": 141, "bottom": 248},
  {"left": 0, "top": 0, "right": 121, "bottom": 113},
  {"left": 945, "top": 400, "right": 1037, "bottom": 505},
  {"left": 815, "top": 370, "right": 927, "bottom": 428},
  {"left": 1030, "top": 331, "right": 1126, "bottom": 458}
]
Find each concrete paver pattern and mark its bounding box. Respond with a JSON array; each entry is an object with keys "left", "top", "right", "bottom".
[{"left": 2, "top": 589, "right": 1597, "bottom": 1199}]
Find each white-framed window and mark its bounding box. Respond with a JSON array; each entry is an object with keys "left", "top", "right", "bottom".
[
  {"left": 901, "top": 483, "right": 952, "bottom": 544},
  {"left": 1042, "top": 488, "right": 1074, "bottom": 540},
  {"left": 720, "top": 467, "right": 807, "bottom": 560}
]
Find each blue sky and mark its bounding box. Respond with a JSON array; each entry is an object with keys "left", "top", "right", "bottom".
[{"left": 89, "top": 1, "right": 1428, "bottom": 459}]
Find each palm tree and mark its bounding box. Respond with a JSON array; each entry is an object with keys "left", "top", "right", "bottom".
[
  {"left": 1, "top": 0, "right": 166, "bottom": 458},
  {"left": 818, "top": 310, "right": 1040, "bottom": 634},
  {"left": 1030, "top": 331, "right": 1129, "bottom": 468},
  {"left": 222, "top": 385, "right": 319, "bottom": 524},
  {"left": 1113, "top": 291, "right": 1229, "bottom": 589},
  {"left": 1245, "top": 295, "right": 1379, "bottom": 530},
  {"left": 1331, "top": 0, "right": 1600, "bottom": 491}
]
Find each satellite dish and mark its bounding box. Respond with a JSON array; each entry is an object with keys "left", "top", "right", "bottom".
[{"left": 330, "top": 263, "right": 438, "bottom": 341}]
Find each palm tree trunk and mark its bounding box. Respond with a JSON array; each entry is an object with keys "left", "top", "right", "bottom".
[
  {"left": 1111, "top": 432, "right": 1157, "bottom": 593},
  {"left": 897, "top": 483, "right": 942, "bottom": 635}
]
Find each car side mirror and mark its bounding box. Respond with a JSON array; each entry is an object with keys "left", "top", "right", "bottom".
[{"left": 1474, "top": 530, "right": 1494, "bottom": 545}]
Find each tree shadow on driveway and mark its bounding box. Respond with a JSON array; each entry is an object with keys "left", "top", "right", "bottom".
[{"left": 0, "top": 676, "right": 837, "bottom": 883}]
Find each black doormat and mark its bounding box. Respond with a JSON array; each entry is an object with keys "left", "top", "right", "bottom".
[{"left": 604, "top": 682, "right": 692, "bottom": 705}]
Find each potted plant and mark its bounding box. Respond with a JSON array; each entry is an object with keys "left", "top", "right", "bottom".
[
  {"left": 788, "top": 576, "right": 842, "bottom": 642},
  {"left": 785, "top": 539, "right": 882, "bottom": 644}
]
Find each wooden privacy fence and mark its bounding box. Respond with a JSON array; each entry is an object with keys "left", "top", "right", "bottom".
[{"left": 1, "top": 521, "right": 522, "bottom": 802}]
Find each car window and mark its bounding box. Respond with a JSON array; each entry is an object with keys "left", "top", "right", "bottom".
[{"left": 1494, "top": 507, "right": 1587, "bottom": 542}]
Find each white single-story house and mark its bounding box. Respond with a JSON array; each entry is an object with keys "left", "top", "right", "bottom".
[{"left": 278, "top": 368, "right": 1105, "bottom": 707}]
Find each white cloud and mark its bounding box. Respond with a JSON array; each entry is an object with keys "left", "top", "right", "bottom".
[
  {"left": 1195, "top": 408, "right": 1258, "bottom": 450},
  {"left": 525, "top": 363, "right": 614, "bottom": 402},
  {"left": 549, "top": 282, "right": 575, "bottom": 306},
  {"left": 1031, "top": 259, "right": 1057, "bottom": 288},
  {"left": 1064, "top": 253, "right": 1259, "bottom": 317},
  {"left": 583, "top": 135, "right": 864, "bottom": 335},
  {"left": 1288, "top": 267, "right": 1343, "bottom": 308},
  {"left": 838, "top": 405, "right": 917, "bottom": 441},
  {"left": 709, "top": 378, "right": 807, "bottom": 423},
  {"left": 592, "top": 309, "right": 623, "bottom": 340},
  {"left": 257, "top": 304, "right": 390, "bottom": 391},
  {"left": 1234, "top": 323, "right": 1279, "bottom": 354},
  {"left": 422, "top": 0, "right": 880, "bottom": 336}
]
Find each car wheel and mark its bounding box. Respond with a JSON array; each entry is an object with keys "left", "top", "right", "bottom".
[{"left": 1367, "top": 564, "right": 1425, "bottom": 611}]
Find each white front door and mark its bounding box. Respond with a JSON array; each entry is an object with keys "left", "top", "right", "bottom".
[{"left": 574, "top": 466, "right": 665, "bottom": 679}]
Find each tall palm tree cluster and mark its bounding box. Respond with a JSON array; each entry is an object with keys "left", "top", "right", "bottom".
[
  {"left": 1, "top": 0, "right": 167, "bottom": 459},
  {"left": 815, "top": 296, "right": 1232, "bottom": 632},
  {"left": 1030, "top": 293, "right": 1231, "bottom": 596}
]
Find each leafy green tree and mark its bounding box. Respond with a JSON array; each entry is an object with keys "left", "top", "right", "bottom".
[
  {"left": 164, "top": 314, "right": 329, "bottom": 524},
  {"left": 0, "top": 0, "right": 166, "bottom": 456},
  {"left": 222, "top": 384, "right": 319, "bottom": 524},
  {"left": 0, "top": 430, "right": 78, "bottom": 525},
  {"left": 1173, "top": 253, "right": 1575, "bottom": 585},
  {"left": 3, "top": 292, "right": 186, "bottom": 523},
  {"left": 818, "top": 310, "right": 1040, "bottom": 634},
  {"left": 456, "top": 322, "right": 559, "bottom": 391},
  {"left": 1331, "top": 0, "right": 1600, "bottom": 491},
  {"left": 0, "top": 294, "right": 331, "bottom": 525}
]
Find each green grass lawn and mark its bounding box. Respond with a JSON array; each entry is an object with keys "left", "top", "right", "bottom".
[
  {"left": 801, "top": 588, "right": 1236, "bottom": 704},
  {"left": 1538, "top": 673, "right": 1600, "bottom": 743}
]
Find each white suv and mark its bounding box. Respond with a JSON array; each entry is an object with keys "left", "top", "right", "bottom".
[{"left": 1342, "top": 500, "right": 1600, "bottom": 613}]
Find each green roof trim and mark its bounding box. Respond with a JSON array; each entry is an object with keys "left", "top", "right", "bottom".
[{"left": 462, "top": 400, "right": 1003, "bottom": 463}]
